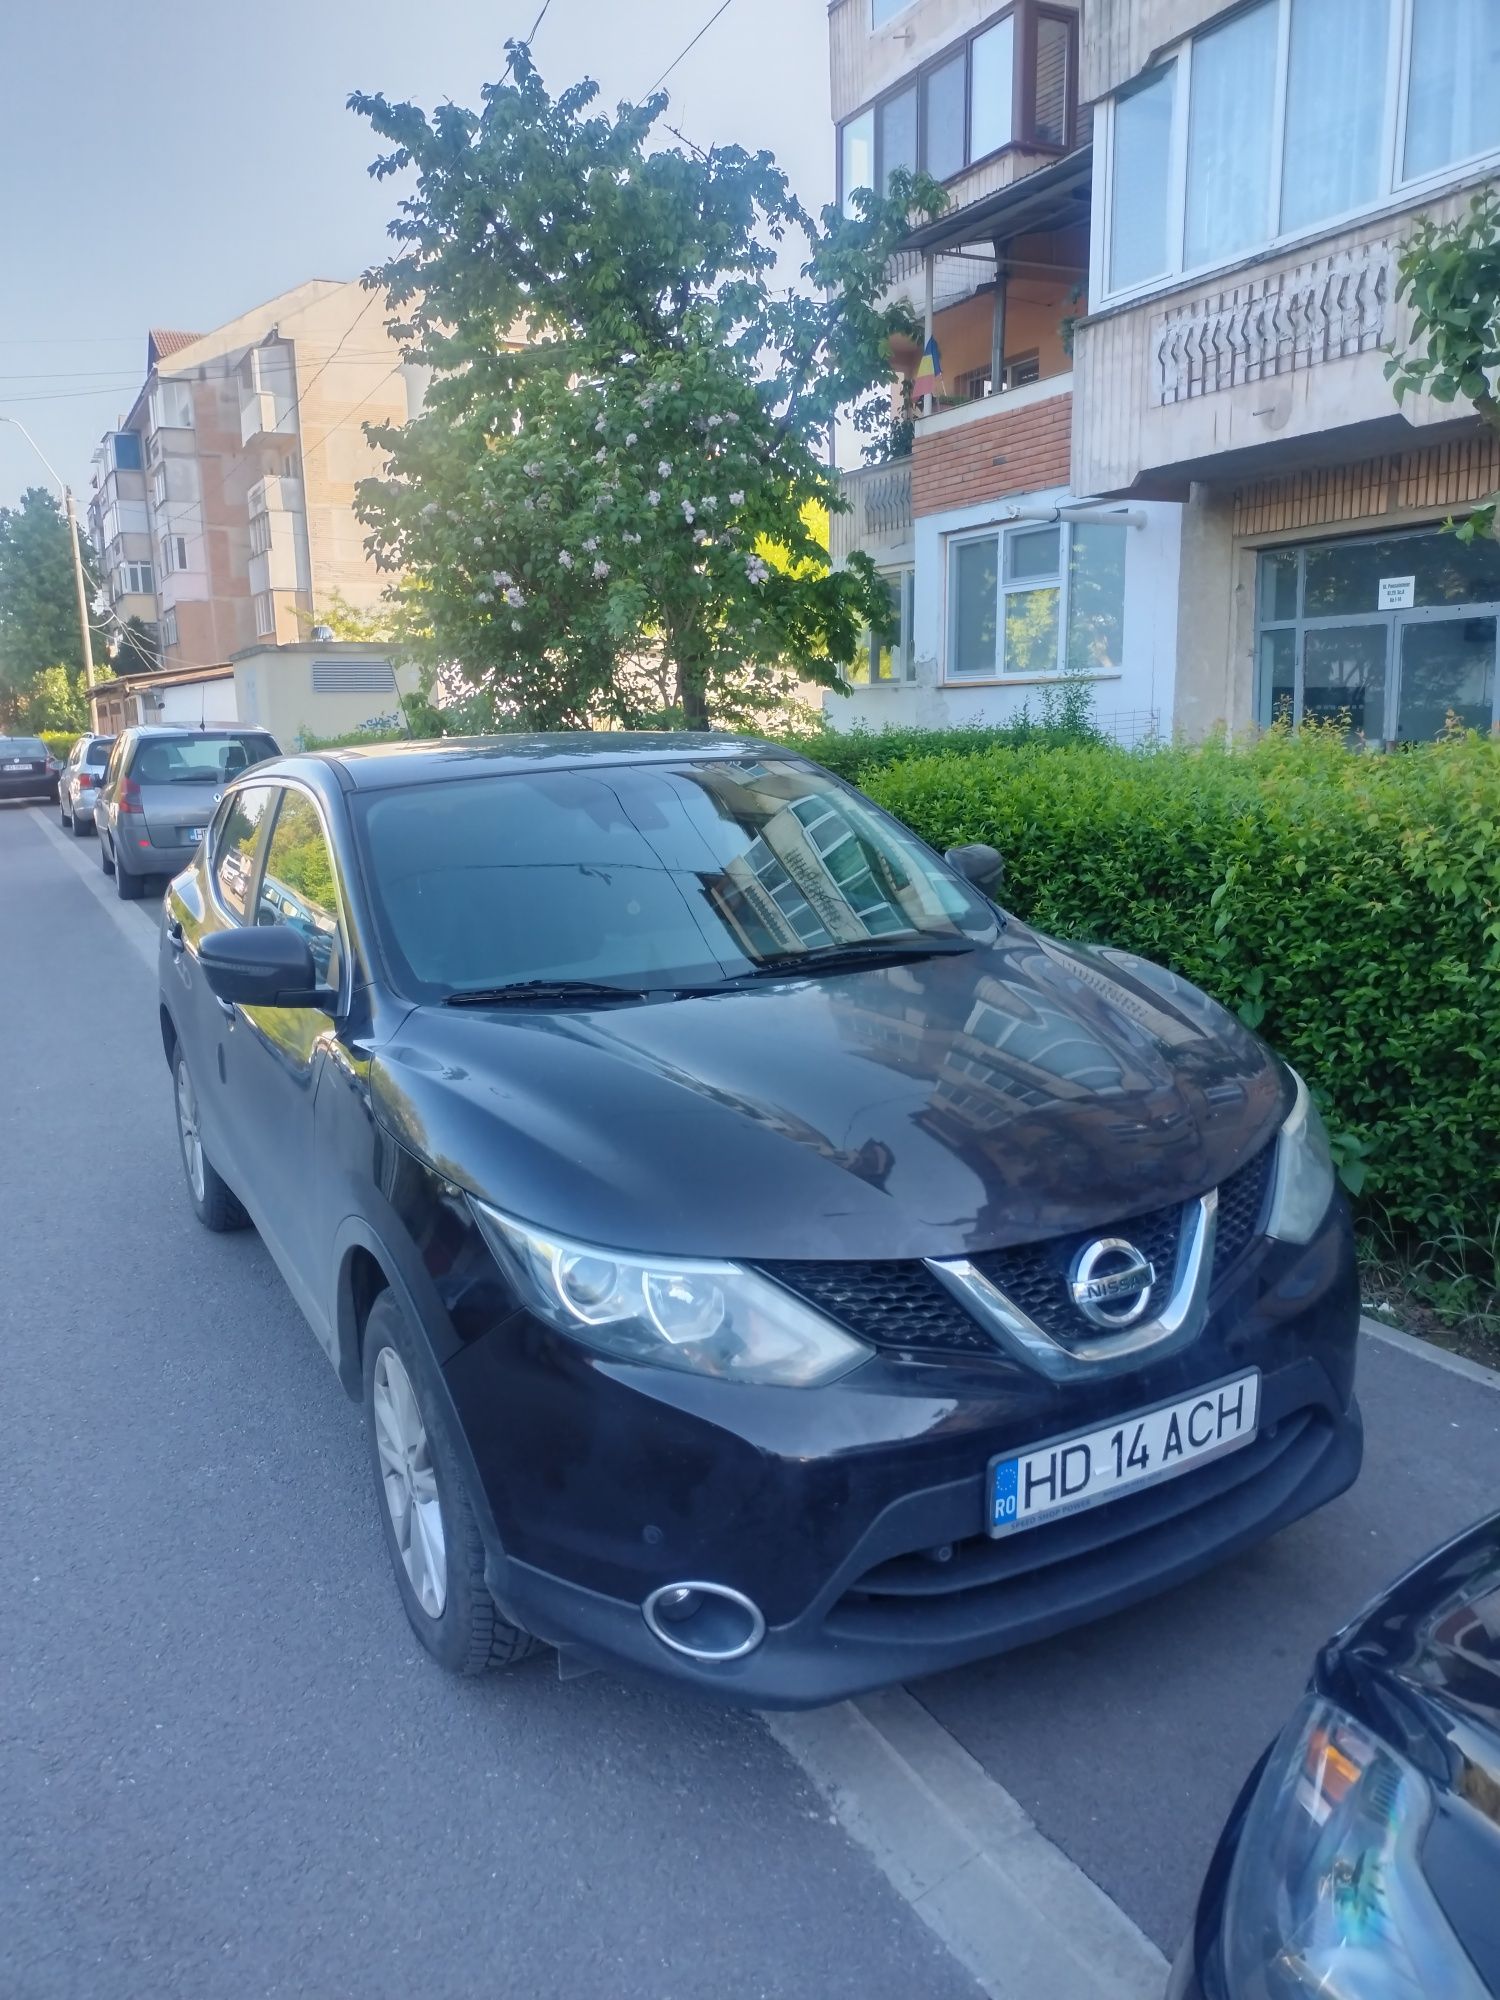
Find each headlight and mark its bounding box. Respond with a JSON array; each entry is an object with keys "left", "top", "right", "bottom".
[
  {"left": 1265, "top": 1070, "right": 1336, "bottom": 1246},
  {"left": 1222, "top": 1696, "right": 1488, "bottom": 1999},
  {"left": 470, "top": 1199, "right": 870, "bottom": 1388}
]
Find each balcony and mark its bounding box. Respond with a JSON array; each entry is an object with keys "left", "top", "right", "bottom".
[
  {"left": 831, "top": 459, "right": 912, "bottom": 566},
  {"left": 240, "top": 389, "right": 297, "bottom": 448},
  {"left": 1072, "top": 197, "right": 1482, "bottom": 500}
]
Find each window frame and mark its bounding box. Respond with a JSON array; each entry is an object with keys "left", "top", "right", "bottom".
[
  {"left": 838, "top": 1, "right": 1080, "bottom": 210},
  {"left": 254, "top": 783, "right": 352, "bottom": 1004},
  {"left": 944, "top": 517, "right": 1126, "bottom": 684},
  {"left": 845, "top": 566, "right": 917, "bottom": 688},
  {"left": 208, "top": 782, "right": 279, "bottom": 926},
  {"left": 1095, "top": 0, "right": 1500, "bottom": 311}
]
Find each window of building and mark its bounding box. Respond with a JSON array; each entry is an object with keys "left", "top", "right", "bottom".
[
  {"left": 150, "top": 465, "right": 168, "bottom": 511},
  {"left": 253, "top": 591, "right": 276, "bottom": 638},
  {"left": 1255, "top": 528, "right": 1500, "bottom": 742},
  {"left": 150, "top": 380, "right": 194, "bottom": 430},
  {"left": 120, "top": 561, "right": 154, "bottom": 597},
  {"left": 948, "top": 518, "right": 1129, "bottom": 680},
  {"left": 160, "top": 533, "right": 188, "bottom": 573},
  {"left": 846, "top": 568, "right": 916, "bottom": 685},
  {"left": 161, "top": 607, "right": 179, "bottom": 651},
  {"left": 110, "top": 432, "right": 142, "bottom": 472},
  {"left": 839, "top": 3, "right": 1079, "bottom": 211},
  {"left": 249, "top": 511, "right": 273, "bottom": 558},
  {"left": 872, "top": 0, "right": 913, "bottom": 24},
  {"left": 1101, "top": 0, "right": 1500, "bottom": 304}
]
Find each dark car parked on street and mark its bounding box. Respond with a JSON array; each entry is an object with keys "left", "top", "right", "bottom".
[
  {"left": 156, "top": 735, "right": 1363, "bottom": 1706},
  {"left": 57, "top": 732, "right": 114, "bottom": 835},
  {"left": 97, "top": 725, "right": 280, "bottom": 899},
  {"left": 0, "top": 735, "right": 61, "bottom": 805},
  {"left": 1170, "top": 1511, "right": 1500, "bottom": 1999}
]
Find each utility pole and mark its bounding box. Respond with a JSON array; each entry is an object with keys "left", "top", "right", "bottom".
[{"left": 0, "top": 414, "right": 99, "bottom": 727}]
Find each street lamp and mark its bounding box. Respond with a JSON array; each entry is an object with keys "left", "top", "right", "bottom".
[{"left": 0, "top": 413, "right": 98, "bottom": 723}]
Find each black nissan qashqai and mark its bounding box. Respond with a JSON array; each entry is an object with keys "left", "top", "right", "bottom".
[{"left": 157, "top": 735, "right": 1362, "bottom": 1706}]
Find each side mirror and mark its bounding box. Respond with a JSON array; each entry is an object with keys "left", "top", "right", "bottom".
[
  {"left": 944, "top": 842, "right": 1005, "bottom": 898},
  {"left": 199, "top": 926, "right": 321, "bottom": 1008}
]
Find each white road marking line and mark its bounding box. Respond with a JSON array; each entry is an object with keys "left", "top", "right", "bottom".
[
  {"left": 27, "top": 807, "right": 158, "bottom": 974},
  {"left": 1361, "top": 1316, "right": 1500, "bottom": 1392},
  {"left": 766, "top": 1688, "right": 1168, "bottom": 2000}
]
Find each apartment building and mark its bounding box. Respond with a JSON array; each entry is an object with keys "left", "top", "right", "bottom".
[
  {"left": 828, "top": 0, "right": 1500, "bottom": 746},
  {"left": 87, "top": 280, "right": 421, "bottom": 676}
]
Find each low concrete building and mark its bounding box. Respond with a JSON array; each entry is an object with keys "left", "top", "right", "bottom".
[{"left": 89, "top": 641, "right": 417, "bottom": 748}]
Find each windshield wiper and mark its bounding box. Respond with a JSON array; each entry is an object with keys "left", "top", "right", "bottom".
[
  {"left": 444, "top": 979, "right": 667, "bottom": 1007},
  {"left": 737, "top": 938, "right": 977, "bottom": 980}
]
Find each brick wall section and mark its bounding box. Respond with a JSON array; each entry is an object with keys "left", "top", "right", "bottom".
[{"left": 912, "top": 392, "right": 1073, "bottom": 517}]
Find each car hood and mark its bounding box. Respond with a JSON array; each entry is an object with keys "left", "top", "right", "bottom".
[{"left": 369, "top": 926, "right": 1289, "bottom": 1261}]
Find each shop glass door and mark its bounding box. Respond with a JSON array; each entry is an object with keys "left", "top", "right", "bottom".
[{"left": 1393, "top": 614, "right": 1497, "bottom": 744}]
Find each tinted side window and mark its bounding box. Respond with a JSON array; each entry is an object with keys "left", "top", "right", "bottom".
[
  {"left": 212, "top": 785, "right": 276, "bottom": 920},
  {"left": 256, "top": 790, "right": 343, "bottom": 987},
  {"left": 86, "top": 739, "right": 113, "bottom": 768}
]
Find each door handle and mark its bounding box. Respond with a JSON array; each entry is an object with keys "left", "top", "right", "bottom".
[
  {"left": 214, "top": 995, "right": 236, "bottom": 1023},
  {"left": 166, "top": 916, "right": 185, "bottom": 953}
]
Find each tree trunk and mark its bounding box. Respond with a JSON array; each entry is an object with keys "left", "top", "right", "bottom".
[{"left": 675, "top": 650, "right": 711, "bottom": 731}]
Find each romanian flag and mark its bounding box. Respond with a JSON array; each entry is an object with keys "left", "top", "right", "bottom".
[{"left": 913, "top": 335, "right": 943, "bottom": 396}]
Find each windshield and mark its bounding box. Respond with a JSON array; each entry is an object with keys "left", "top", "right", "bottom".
[
  {"left": 2, "top": 738, "right": 48, "bottom": 759},
  {"left": 130, "top": 733, "right": 279, "bottom": 786},
  {"left": 355, "top": 757, "right": 995, "bottom": 999}
]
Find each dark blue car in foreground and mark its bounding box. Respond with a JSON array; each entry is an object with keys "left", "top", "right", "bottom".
[{"left": 156, "top": 734, "right": 1362, "bottom": 1706}]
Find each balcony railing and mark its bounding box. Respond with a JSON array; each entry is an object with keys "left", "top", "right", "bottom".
[
  {"left": 240, "top": 390, "right": 297, "bottom": 449},
  {"left": 831, "top": 458, "right": 913, "bottom": 565}
]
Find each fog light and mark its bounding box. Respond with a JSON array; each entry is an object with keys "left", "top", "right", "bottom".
[{"left": 642, "top": 1581, "right": 766, "bottom": 1663}]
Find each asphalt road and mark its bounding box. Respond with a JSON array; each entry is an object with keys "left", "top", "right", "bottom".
[
  {"left": 5, "top": 799, "right": 1499, "bottom": 1992},
  {"left": 0, "top": 804, "right": 980, "bottom": 2000}
]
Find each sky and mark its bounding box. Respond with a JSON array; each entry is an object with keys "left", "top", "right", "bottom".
[{"left": 0, "top": 0, "right": 832, "bottom": 507}]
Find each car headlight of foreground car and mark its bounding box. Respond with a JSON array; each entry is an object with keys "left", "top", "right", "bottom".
[
  {"left": 1265, "top": 1071, "right": 1337, "bottom": 1247},
  {"left": 1222, "top": 1695, "right": 1488, "bottom": 1998},
  {"left": 471, "top": 1199, "right": 871, "bottom": 1388}
]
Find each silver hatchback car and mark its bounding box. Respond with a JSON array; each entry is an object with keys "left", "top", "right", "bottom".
[
  {"left": 57, "top": 733, "right": 115, "bottom": 835},
  {"left": 95, "top": 726, "right": 280, "bottom": 900}
]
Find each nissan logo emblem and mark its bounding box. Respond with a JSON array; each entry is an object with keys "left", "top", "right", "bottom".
[{"left": 1069, "top": 1238, "right": 1157, "bottom": 1330}]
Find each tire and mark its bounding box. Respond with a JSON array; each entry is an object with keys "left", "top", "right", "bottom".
[
  {"left": 72, "top": 807, "right": 90, "bottom": 839},
  {"left": 100, "top": 832, "right": 115, "bottom": 876},
  {"left": 362, "top": 1288, "right": 538, "bottom": 1676},
  {"left": 60, "top": 795, "right": 71, "bottom": 829},
  {"left": 115, "top": 855, "right": 146, "bottom": 900},
  {"left": 172, "top": 1045, "right": 248, "bottom": 1231}
]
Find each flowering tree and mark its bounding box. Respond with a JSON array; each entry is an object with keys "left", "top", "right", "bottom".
[{"left": 349, "top": 47, "right": 941, "bottom": 729}]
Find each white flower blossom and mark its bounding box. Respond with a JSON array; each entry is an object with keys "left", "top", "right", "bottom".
[
  {"left": 524, "top": 460, "right": 544, "bottom": 478},
  {"left": 582, "top": 536, "right": 598, "bottom": 552},
  {"left": 625, "top": 432, "right": 638, "bottom": 446},
  {"left": 558, "top": 550, "right": 574, "bottom": 569},
  {"left": 728, "top": 490, "right": 745, "bottom": 507},
  {"left": 681, "top": 500, "right": 696, "bottom": 523},
  {"left": 622, "top": 530, "right": 642, "bottom": 545},
  {"left": 523, "top": 496, "right": 535, "bottom": 511},
  {"left": 474, "top": 590, "right": 493, "bottom": 604},
  {"left": 701, "top": 494, "right": 717, "bottom": 512},
  {"left": 725, "top": 413, "right": 741, "bottom": 426},
  {"left": 473, "top": 537, "right": 485, "bottom": 549},
  {"left": 693, "top": 529, "right": 711, "bottom": 545},
  {"left": 745, "top": 554, "right": 770, "bottom": 584},
  {"left": 592, "top": 559, "right": 610, "bottom": 580},
  {"left": 492, "top": 570, "right": 512, "bottom": 587},
  {"left": 512, "top": 619, "right": 523, "bottom": 632},
  {"left": 647, "top": 489, "right": 661, "bottom": 507},
  {"left": 594, "top": 446, "right": 608, "bottom": 464},
  {"left": 595, "top": 414, "right": 607, "bottom": 433},
  {"left": 707, "top": 415, "right": 722, "bottom": 429},
  {"left": 504, "top": 586, "right": 524, "bottom": 608},
  {"left": 420, "top": 502, "right": 439, "bottom": 518},
  {"left": 658, "top": 459, "right": 672, "bottom": 477}
]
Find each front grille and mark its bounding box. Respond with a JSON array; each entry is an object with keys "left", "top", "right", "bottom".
[
  {"left": 757, "top": 1138, "right": 1278, "bottom": 1359},
  {"left": 756, "top": 1259, "right": 995, "bottom": 1355}
]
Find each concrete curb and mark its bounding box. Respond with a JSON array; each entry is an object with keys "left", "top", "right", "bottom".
[
  {"left": 767, "top": 1689, "right": 1168, "bottom": 2000},
  {"left": 1361, "top": 1314, "right": 1500, "bottom": 1392}
]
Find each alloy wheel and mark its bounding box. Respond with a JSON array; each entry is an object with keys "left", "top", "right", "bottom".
[
  {"left": 175, "top": 1058, "right": 206, "bottom": 1204},
  {"left": 371, "top": 1346, "right": 447, "bottom": 1618}
]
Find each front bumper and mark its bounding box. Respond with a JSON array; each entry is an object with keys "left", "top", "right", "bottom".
[{"left": 443, "top": 1202, "right": 1363, "bottom": 1709}]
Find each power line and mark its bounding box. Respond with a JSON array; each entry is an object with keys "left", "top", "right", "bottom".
[{"left": 639, "top": 0, "right": 736, "bottom": 101}]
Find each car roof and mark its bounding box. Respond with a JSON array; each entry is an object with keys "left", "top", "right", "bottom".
[{"left": 300, "top": 732, "right": 796, "bottom": 791}]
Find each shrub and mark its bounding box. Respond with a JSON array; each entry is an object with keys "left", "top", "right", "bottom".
[
  {"left": 37, "top": 729, "right": 80, "bottom": 760},
  {"left": 863, "top": 731, "right": 1500, "bottom": 1249}
]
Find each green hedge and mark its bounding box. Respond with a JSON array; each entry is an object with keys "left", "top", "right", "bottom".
[
  {"left": 37, "top": 730, "right": 80, "bottom": 760},
  {"left": 863, "top": 731, "right": 1500, "bottom": 1249}
]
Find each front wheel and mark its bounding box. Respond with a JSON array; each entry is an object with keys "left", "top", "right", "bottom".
[
  {"left": 99, "top": 833, "right": 115, "bottom": 877},
  {"left": 363, "top": 1289, "right": 537, "bottom": 1676},
  {"left": 172, "top": 1047, "right": 247, "bottom": 1231}
]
